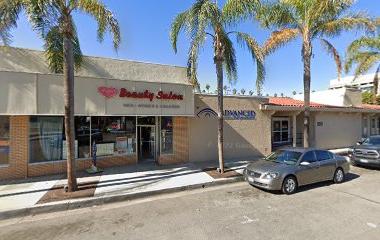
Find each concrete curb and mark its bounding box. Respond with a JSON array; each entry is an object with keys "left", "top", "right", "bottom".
[{"left": 0, "top": 176, "right": 244, "bottom": 221}]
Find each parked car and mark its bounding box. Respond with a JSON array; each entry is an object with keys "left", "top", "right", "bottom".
[
  {"left": 350, "top": 135, "right": 380, "bottom": 168},
  {"left": 244, "top": 148, "right": 350, "bottom": 194}
]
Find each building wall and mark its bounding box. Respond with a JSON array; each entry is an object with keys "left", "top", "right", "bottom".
[
  {"left": 0, "top": 116, "right": 29, "bottom": 179},
  {"left": 0, "top": 71, "right": 194, "bottom": 116},
  {"left": 0, "top": 46, "right": 188, "bottom": 84},
  {"left": 159, "top": 117, "right": 189, "bottom": 165},
  {"left": 189, "top": 95, "right": 272, "bottom": 162},
  {"left": 314, "top": 112, "right": 362, "bottom": 149}
]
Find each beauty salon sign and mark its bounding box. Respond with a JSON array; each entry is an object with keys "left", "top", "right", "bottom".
[{"left": 98, "top": 86, "right": 184, "bottom": 101}]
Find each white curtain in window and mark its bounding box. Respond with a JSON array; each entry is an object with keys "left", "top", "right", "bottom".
[{"left": 38, "top": 117, "right": 63, "bottom": 161}]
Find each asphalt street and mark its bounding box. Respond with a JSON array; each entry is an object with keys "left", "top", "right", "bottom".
[{"left": 0, "top": 166, "right": 379, "bottom": 240}]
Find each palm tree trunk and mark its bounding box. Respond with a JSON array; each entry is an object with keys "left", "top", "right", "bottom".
[
  {"left": 302, "top": 38, "right": 312, "bottom": 148},
  {"left": 63, "top": 36, "right": 77, "bottom": 192},
  {"left": 372, "top": 65, "right": 380, "bottom": 104},
  {"left": 214, "top": 55, "right": 224, "bottom": 173}
]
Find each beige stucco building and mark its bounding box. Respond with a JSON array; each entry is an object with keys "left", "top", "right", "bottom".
[{"left": 1, "top": 47, "right": 380, "bottom": 180}]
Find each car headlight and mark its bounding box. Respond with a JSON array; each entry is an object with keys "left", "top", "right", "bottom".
[{"left": 263, "top": 172, "right": 279, "bottom": 179}]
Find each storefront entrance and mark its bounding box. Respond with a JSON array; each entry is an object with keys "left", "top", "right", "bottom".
[{"left": 138, "top": 126, "right": 156, "bottom": 162}]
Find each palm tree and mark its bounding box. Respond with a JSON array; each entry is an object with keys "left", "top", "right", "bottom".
[
  {"left": 0, "top": 0, "right": 120, "bottom": 192},
  {"left": 240, "top": 88, "right": 246, "bottom": 95},
  {"left": 170, "top": 0, "right": 264, "bottom": 173},
  {"left": 227, "top": 0, "right": 375, "bottom": 147},
  {"left": 345, "top": 34, "right": 380, "bottom": 103},
  {"left": 205, "top": 84, "right": 211, "bottom": 93}
]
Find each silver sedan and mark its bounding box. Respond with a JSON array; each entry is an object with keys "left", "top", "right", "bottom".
[{"left": 244, "top": 148, "right": 350, "bottom": 194}]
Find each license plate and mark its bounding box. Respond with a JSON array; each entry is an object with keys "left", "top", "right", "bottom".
[{"left": 360, "top": 159, "right": 369, "bottom": 163}]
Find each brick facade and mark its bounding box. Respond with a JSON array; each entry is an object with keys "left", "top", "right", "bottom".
[
  {"left": 158, "top": 117, "right": 189, "bottom": 165},
  {"left": 0, "top": 116, "right": 189, "bottom": 180},
  {"left": 0, "top": 116, "right": 29, "bottom": 179}
]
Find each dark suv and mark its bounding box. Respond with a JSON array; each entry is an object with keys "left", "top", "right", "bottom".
[{"left": 350, "top": 136, "right": 380, "bottom": 167}]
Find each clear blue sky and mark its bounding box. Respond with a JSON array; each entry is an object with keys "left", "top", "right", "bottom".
[{"left": 8, "top": 0, "right": 380, "bottom": 96}]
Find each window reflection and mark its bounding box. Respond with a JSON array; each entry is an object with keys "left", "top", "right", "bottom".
[
  {"left": 91, "top": 117, "right": 136, "bottom": 156},
  {"left": 0, "top": 116, "right": 10, "bottom": 165},
  {"left": 161, "top": 117, "right": 173, "bottom": 154}
]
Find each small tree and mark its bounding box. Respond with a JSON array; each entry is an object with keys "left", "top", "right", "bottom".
[
  {"left": 249, "top": 90, "right": 254, "bottom": 96},
  {"left": 223, "top": 85, "right": 228, "bottom": 94},
  {"left": 292, "top": 91, "right": 297, "bottom": 96},
  {"left": 205, "top": 84, "right": 211, "bottom": 93},
  {"left": 241, "top": 88, "right": 246, "bottom": 95},
  {"left": 232, "top": 88, "right": 237, "bottom": 95}
]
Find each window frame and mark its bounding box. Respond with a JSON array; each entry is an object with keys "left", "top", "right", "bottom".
[{"left": 0, "top": 116, "right": 10, "bottom": 166}]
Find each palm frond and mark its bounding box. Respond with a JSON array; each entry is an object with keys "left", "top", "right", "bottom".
[
  {"left": 347, "top": 51, "right": 380, "bottom": 78},
  {"left": 258, "top": 1, "right": 297, "bottom": 28},
  {"left": 345, "top": 36, "right": 380, "bottom": 73},
  {"left": 320, "top": 39, "right": 342, "bottom": 80},
  {"left": 347, "top": 36, "right": 380, "bottom": 54},
  {"left": 0, "top": 0, "right": 23, "bottom": 45},
  {"left": 263, "top": 28, "right": 299, "bottom": 55},
  {"left": 23, "top": 0, "right": 59, "bottom": 38},
  {"left": 222, "top": 0, "right": 261, "bottom": 22},
  {"left": 44, "top": 26, "right": 83, "bottom": 73},
  {"left": 187, "top": 41, "right": 200, "bottom": 87},
  {"left": 316, "top": 13, "right": 376, "bottom": 37},
  {"left": 235, "top": 32, "right": 265, "bottom": 93},
  {"left": 219, "top": 30, "right": 237, "bottom": 82},
  {"left": 170, "top": 11, "right": 190, "bottom": 53},
  {"left": 77, "top": 0, "right": 120, "bottom": 50}
]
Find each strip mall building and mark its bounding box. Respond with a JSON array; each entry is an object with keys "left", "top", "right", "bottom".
[{"left": 1, "top": 47, "right": 380, "bottom": 180}]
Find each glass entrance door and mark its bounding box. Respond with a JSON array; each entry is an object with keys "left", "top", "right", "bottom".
[{"left": 138, "top": 126, "right": 156, "bottom": 163}]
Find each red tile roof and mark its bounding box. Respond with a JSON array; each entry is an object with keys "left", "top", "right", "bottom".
[
  {"left": 267, "top": 97, "right": 329, "bottom": 108},
  {"left": 361, "top": 104, "right": 380, "bottom": 110}
]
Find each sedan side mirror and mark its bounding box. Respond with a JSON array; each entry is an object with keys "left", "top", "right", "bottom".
[{"left": 300, "top": 161, "right": 310, "bottom": 166}]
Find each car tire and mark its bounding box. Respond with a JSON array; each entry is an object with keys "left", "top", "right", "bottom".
[
  {"left": 282, "top": 176, "right": 298, "bottom": 195},
  {"left": 333, "top": 168, "right": 345, "bottom": 184}
]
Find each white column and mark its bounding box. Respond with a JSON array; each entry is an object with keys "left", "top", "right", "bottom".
[
  {"left": 292, "top": 114, "right": 297, "bottom": 147},
  {"left": 367, "top": 116, "right": 371, "bottom": 137}
]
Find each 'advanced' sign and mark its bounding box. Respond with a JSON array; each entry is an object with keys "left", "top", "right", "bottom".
[{"left": 197, "top": 108, "right": 256, "bottom": 120}]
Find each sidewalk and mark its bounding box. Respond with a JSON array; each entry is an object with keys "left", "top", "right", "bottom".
[{"left": 0, "top": 160, "right": 249, "bottom": 220}]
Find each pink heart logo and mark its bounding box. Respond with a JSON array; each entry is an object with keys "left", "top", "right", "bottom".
[{"left": 98, "top": 86, "right": 118, "bottom": 99}]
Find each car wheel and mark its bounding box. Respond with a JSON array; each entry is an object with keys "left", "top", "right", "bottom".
[
  {"left": 282, "top": 176, "right": 298, "bottom": 195},
  {"left": 333, "top": 168, "right": 345, "bottom": 184}
]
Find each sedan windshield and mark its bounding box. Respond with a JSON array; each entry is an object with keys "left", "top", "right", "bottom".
[
  {"left": 265, "top": 150, "right": 302, "bottom": 165},
  {"left": 362, "top": 137, "right": 380, "bottom": 145}
]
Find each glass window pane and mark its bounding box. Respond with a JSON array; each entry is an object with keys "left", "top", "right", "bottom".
[
  {"left": 75, "top": 117, "right": 90, "bottom": 158},
  {"left": 273, "top": 132, "right": 281, "bottom": 142},
  {"left": 273, "top": 121, "right": 281, "bottom": 131},
  {"left": 301, "top": 151, "right": 317, "bottom": 163},
  {"left": 282, "top": 132, "right": 289, "bottom": 142},
  {"left": 91, "top": 116, "right": 136, "bottom": 156},
  {"left": 29, "top": 117, "right": 64, "bottom": 163},
  {"left": 315, "top": 150, "right": 331, "bottom": 161},
  {"left": 282, "top": 120, "right": 289, "bottom": 130},
  {"left": 0, "top": 116, "right": 10, "bottom": 165},
  {"left": 161, "top": 117, "right": 173, "bottom": 154}
]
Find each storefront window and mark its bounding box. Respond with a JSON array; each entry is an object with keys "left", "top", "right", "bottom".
[
  {"left": 29, "top": 117, "right": 64, "bottom": 163},
  {"left": 0, "top": 116, "right": 10, "bottom": 165},
  {"left": 161, "top": 117, "right": 173, "bottom": 154},
  {"left": 91, "top": 117, "right": 136, "bottom": 156}
]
